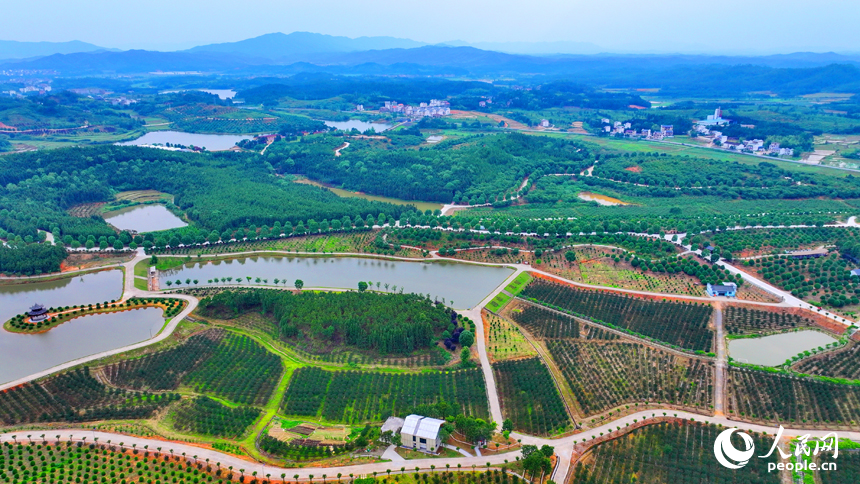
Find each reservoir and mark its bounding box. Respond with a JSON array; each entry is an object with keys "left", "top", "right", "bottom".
[
  {"left": 104, "top": 204, "right": 188, "bottom": 233},
  {"left": 728, "top": 330, "right": 838, "bottom": 366},
  {"left": 0, "top": 270, "right": 123, "bottom": 323},
  {"left": 324, "top": 120, "right": 393, "bottom": 132},
  {"left": 119, "top": 131, "right": 253, "bottom": 151},
  {"left": 0, "top": 308, "right": 165, "bottom": 385},
  {"left": 163, "top": 256, "right": 514, "bottom": 309}
]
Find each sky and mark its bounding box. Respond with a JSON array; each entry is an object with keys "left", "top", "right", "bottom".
[{"left": 2, "top": 0, "right": 858, "bottom": 54}]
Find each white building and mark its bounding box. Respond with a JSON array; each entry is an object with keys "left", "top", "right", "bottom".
[
  {"left": 400, "top": 415, "right": 445, "bottom": 452},
  {"left": 696, "top": 107, "right": 730, "bottom": 127},
  {"left": 540, "top": 119, "right": 550, "bottom": 128}
]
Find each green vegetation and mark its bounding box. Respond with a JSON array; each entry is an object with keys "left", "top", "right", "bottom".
[
  {"left": 742, "top": 253, "right": 860, "bottom": 307},
  {"left": 0, "top": 368, "right": 178, "bottom": 426},
  {"left": 549, "top": 339, "right": 713, "bottom": 417},
  {"left": 724, "top": 306, "right": 820, "bottom": 335},
  {"left": 199, "top": 289, "right": 455, "bottom": 356},
  {"left": 171, "top": 396, "right": 261, "bottom": 438},
  {"left": 485, "top": 293, "right": 511, "bottom": 313},
  {"left": 281, "top": 367, "right": 489, "bottom": 422},
  {"left": 709, "top": 227, "right": 859, "bottom": 256},
  {"left": 0, "top": 243, "right": 67, "bottom": 275},
  {"left": 572, "top": 421, "right": 781, "bottom": 484},
  {"left": 104, "top": 328, "right": 282, "bottom": 405},
  {"left": 492, "top": 357, "right": 570, "bottom": 435},
  {"left": 521, "top": 278, "right": 714, "bottom": 351},
  {"left": 502, "top": 272, "right": 531, "bottom": 296},
  {"left": 728, "top": 368, "right": 860, "bottom": 424},
  {"left": 794, "top": 342, "right": 860, "bottom": 380}
]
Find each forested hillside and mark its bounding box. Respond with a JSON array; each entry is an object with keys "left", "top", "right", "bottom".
[
  {"left": 199, "top": 289, "right": 454, "bottom": 355},
  {"left": 270, "top": 132, "right": 594, "bottom": 203}
]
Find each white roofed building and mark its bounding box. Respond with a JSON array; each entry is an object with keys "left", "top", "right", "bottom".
[{"left": 400, "top": 415, "right": 445, "bottom": 452}]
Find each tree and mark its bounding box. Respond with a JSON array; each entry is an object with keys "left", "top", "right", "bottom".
[
  {"left": 460, "top": 348, "right": 471, "bottom": 364},
  {"left": 502, "top": 419, "right": 513, "bottom": 432},
  {"left": 358, "top": 281, "right": 368, "bottom": 292},
  {"left": 565, "top": 251, "right": 576, "bottom": 263},
  {"left": 294, "top": 279, "right": 304, "bottom": 290},
  {"left": 459, "top": 329, "right": 475, "bottom": 347}
]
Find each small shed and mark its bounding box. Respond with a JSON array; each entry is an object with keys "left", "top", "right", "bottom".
[
  {"left": 850, "top": 269, "right": 860, "bottom": 277},
  {"left": 400, "top": 415, "right": 445, "bottom": 452},
  {"left": 786, "top": 248, "right": 828, "bottom": 260},
  {"left": 706, "top": 282, "right": 737, "bottom": 297}
]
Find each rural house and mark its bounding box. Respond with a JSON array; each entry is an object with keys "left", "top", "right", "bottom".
[{"left": 400, "top": 415, "right": 445, "bottom": 452}]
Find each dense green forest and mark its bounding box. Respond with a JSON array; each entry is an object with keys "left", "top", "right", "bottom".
[
  {"left": 0, "top": 243, "right": 67, "bottom": 275},
  {"left": 0, "top": 92, "right": 141, "bottom": 131},
  {"left": 0, "top": 145, "right": 406, "bottom": 240},
  {"left": 199, "top": 289, "right": 455, "bottom": 355},
  {"left": 270, "top": 132, "right": 594, "bottom": 203}
]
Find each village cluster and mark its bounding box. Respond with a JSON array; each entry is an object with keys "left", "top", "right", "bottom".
[
  {"left": 601, "top": 118, "right": 675, "bottom": 140},
  {"left": 694, "top": 108, "right": 794, "bottom": 157},
  {"left": 369, "top": 99, "right": 452, "bottom": 117}
]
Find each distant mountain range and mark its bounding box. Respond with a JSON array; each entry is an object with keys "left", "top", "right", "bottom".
[
  {"left": 2, "top": 32, "right": 860, "bottom": 98},
  {"left": 0, "top": 39, "right": 114, "bottom": 61}
]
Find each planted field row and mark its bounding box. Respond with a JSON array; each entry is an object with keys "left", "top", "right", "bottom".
[
  {"left": 507, "top": 304, "right": 579, "bottom": 339},
  {"left": 794, "top": 342, "right": 860, "bottom": 380},
  {"left": 171, "top": 396, "right": 261, "bottom": 438},
  {"left": 0, "top": 368, "right": 177, "bottom": 426},
  {"left": 521, "top": 279, "right": 713, "bottom": 351},
  {"left": 492, "top": 357, "right": 570, "bottom": 435},
  {"left": 572, "top": 422, "right": 780, "bottom": 484},
  {"left": 548, "top": 339, "right": 713, "bottom": 417},
  {"left": 486, "top": 313, "right": 536, "bottom": 361},
  {"left": 259, "top": 434, "right": 350, "bottom": 461},
  {"left": 724, "top": 306, "right": 819, "bottom": 335},
  {"left": 709, "top": 227, "right": 859, "bottom": 256},
  {"left": 104, "top": 328, "right": 281, "bottom": 405},
  {"left": 281, "top": 367, "right": 489, "bottom": 423},
  {"left": 728, "top": 368, "right": 860, "bottom": 424},
  {"left": 742, "top": 254, "right": 860, "bottom": 308}
]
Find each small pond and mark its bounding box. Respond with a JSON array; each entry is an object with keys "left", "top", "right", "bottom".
[
  {"left": 119, "top": 131, "right": 253, "bottom": 151},
  {"left": 0, "top": 307, "right": 165, "bottom": 385},
  {"left": 0, "top": 270, "right": 123, "bottom": 323},
  {"left": 163, "top": 256, "right": 513, "bottom": 309},
  {"left": 324, "top": 120, "right": 393, "bottom": 132},
  {"left": 103, "top": 204, "right": 188, "bottom": 233},
  {"left": 728, "top": 330, "right": 838, "bottom": 366},
  {"left": 161, "top": 89, "right": 237, "bottom": 100}
]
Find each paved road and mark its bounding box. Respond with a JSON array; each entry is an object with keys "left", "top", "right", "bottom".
[{"left": 712, "top": 307, "right": 727, "bottom": 416}]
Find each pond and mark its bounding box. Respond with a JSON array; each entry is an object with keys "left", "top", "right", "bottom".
[
  {"left": 103, "top": 204, "right": 188, "bottom": 233},
  {"left": 0, "top": 270, "right": 123, "bottom": 324},
  {"left": 163, "top": 256, "right": 514, "bottom": 309},
  {"left": 0, "top": 308, "right": 165, "bottom": 385},
  {"left": 119, "top": 131, "right": 253, "bottom": 151},
  {"left": 728, "top": 330, "right": 838, "bottom": 366},
  {"left": 161, "top": 89, "right": 237, "bottom": 100},
  {"left": 577, "top": 192, "right": 630, "bottom": 206},
  {"left": 324, "top": 120, "right": 393, "bottom": 132}
]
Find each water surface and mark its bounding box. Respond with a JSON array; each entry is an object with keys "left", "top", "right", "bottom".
[
  {"left": 161, "top": 89, "right": 236, "bottom": 100},
  {"left": 0, "top": 308, "right": 165, "bottom": 384},
  {"left": 728, "top": 330, "right": 837, "bottom": 366},
  {"left": 324, "top": 120, "right": 393, "bottom": 132},
  {"left": 104, "top": 204, "right": 188, "bottom": 233},
  {"left": 119, "top": 131, "right": 252, "bottom": 151},
  {"left": 0, "top": 270, "right": 123, "bottom": 323},
  {"left": 164, "top": 256, "right": 513, "bottom": 309}
]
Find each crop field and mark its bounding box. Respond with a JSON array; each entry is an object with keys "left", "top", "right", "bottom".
[
  {"left": 572, "top": 421, "right": 781, "bottom": 484},
  {"left": 739, "top": 253, "right": 860, "bottom": 311},
  {"left": 173, "top": 230, "right": 414, "bottom": 258},
  {"left": 724, "top": 306, "right": 823, "bottom": 335},
  {"left": 548, "top": 339, "right": 713, "bottom": 417},
  {"left": 709, "top": 227, "right": 859, "bottom": 257},
  {"left": 820, "top": 450, "right": 860, "bottom": 484},
  {"left": 103, "top": 329, "right": 282, "bottom": 405},
  {"left": 66, "top": 202, "right": 106, "bottom": 218},
  {"left": 0, "top": 368, "right": 177, "bottom": 426},
  {"left": 492, "top": 357, "right": 570, "bottom": 435},
  {"left": 0, "top": 441, "right": 238, "bottom": 484},
  {"left": 793, "top": 342, "right": 860, "bottom": 380},
  {"left": 485, "top": 312, "right": 537, "bottom": 361},
  {"left": 114, "top": 190, "right": 173, "bottom": 203},
  {"left": 728, "top": 368, "right": 860, "bottom": 425},
  {"left": 171, "top": 396, "right": 261, "bottom": 438},
  {"left": 521, "top": 278, "right": 714, "bottom": 351},
  {"left": 484, "top": 292, "right": 512, "bottom": 313},
  {"left": 505, "top": 302, "right": 580, "bottom": 339},
  {"left": 281, "top": 367, "right": 489, "bottom": 422}
]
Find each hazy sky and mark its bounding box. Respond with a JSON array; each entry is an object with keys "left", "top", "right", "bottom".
[{"left": 3, "top": 0, "right": 858, "bottom": 53}]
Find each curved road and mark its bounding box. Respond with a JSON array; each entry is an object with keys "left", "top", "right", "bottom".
[{"left": 2, "top": 240, "right": 859, "bottom": 481}]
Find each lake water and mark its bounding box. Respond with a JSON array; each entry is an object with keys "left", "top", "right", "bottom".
[
  {"left": 0, "top": 308, "right": 165, "bottom": 385},
  {"left": 0, "top": 270, "right": 123, "bottom": 323},
  {"left": 324, "top": 120, "right": 393, "bottom": 132},
  {"left": 103, "top": 204, "right": 188, "bottom": 233},
  {"left": 728, "top": 330, "right": 838, "bottom": 366},
  {"left": 119, "top": 131, "right": 252, "bottom": 151},
  {"left": 164, "top": 256, "right": 514, "bottom": 309},
  {"left": 161, "top": 89, "right": 237, "bottom": 100}
]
